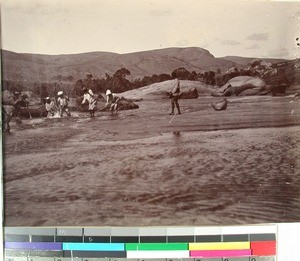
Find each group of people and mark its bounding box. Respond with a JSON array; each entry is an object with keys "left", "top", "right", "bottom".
[
  {"left": 45, "top": 88, "right": 121, "bottom": 118},
  {"left": 3, "top": 79, "right": 182, "bottom": 133},
  {"left": 44, "top": 91, "right": 71, "bottom": 118},
  {"left": 45, "top": 79, "right": 182, "bottom": 118}
]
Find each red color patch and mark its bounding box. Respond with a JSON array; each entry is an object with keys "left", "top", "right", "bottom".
[{"left": 251, "top": 241, "right": 276, "bottom": 256}]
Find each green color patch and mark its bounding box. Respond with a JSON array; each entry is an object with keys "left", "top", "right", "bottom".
[{"left": 125, "top": 243, "right": 188, "bottom": 251}]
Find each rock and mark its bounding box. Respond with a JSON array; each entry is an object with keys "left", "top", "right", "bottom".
[
  {"left": 239, "top": 87, "right": 263, "bottom": 96},
  {"left": 212, "top": 76, "right": 266, "bottom": 97},
  {"left": 2, "top": 90, "right": 47, "bottom": 118},
  {"left": 122, "top": 80, "right": 213, "bottom": 100},
  {"left": 20, "top": 105, "right": 47, "bottom": 118},
  {"left": 21, "top": 91, "right": 42, "bottom": 106},
  {"left": 210, "top": 90, "right": 223, "bottom": 97},
  {"left": 180, "top": 87, "right": 198, "bottom": 99},
  {"left": 117, "top": 98, "right": 139, "bottom": 110},
  {"left": 100, "top": 97, "right": 139, "bottom": 111},
  {"left": 166, "top": 87, "right": 198, "bottom": 99},
  {"left": 285, "top": 83, "right": 300, "bottom": 96},
  {"left": 211, "top": 98, "right": 228, "bottom": 111}
]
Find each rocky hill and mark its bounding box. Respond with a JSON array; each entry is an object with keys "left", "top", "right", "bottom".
[{"left": 1, "top": 47, "right": 240, "bottom": 84}]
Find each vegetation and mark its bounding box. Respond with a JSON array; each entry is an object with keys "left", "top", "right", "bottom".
[{"left": 3, "top": 59, "right": 299, "bottom": 98}]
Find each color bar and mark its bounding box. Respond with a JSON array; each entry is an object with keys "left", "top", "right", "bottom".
[
  {"left": 251, "top": 241, "right": 276, "bottom": 256},
  {"left": 190, "top": 249, "right": 252, "bottom": 258},
  {"left": 125, "top": 243, "right": 188, "bottom": 251},
  {"left": 189, "top": 242, "right": 250, "bottom": 250},
  {"left": 127, "top": 250, "right": 190, "bottom": 258},
  {"left": 4, "top": 242, "right": 62, "bottom": 250},
  {"left": 62, "top": 243, "right": 124, "bottom": 251}
]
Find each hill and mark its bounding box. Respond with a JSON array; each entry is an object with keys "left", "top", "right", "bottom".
[{"left": 1, "top": 47, "right": 240, "bottom": 84}]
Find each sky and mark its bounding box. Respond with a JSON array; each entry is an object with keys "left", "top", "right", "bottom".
[{"left": 1, "top": 0, "right": 300, "bottom": 59}]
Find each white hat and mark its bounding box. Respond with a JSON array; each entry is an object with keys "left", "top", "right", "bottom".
[
  {"left": 57, "top": 91, "right": 63, "bottom": 96},
  {"left": 45, "top": 97, "right": 50, "bottom": 100},
  {"left": 106, "top": 90, "right": 112, "bottom": 95}
]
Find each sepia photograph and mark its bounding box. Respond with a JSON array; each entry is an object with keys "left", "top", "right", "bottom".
[{"left": 1, "top": 0, "right": 300, "bottom": 227}]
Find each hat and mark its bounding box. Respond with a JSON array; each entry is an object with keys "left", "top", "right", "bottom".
[
  {"left": 45, "top": 97, "right": 50, "bottom": 100},
  {"left": 57, "top": 91, "right": 63, "bottom": 96},
  {"left": 106, "top": 90, "right": 112, "bottom": 95}
]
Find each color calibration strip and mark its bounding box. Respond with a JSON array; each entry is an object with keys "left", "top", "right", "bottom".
[{"left": 4, "top": 225, "right": 276, "bottom": 260}]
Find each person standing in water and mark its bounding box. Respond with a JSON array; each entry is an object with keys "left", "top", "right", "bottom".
[
  {"left": 57, "top": 91, "right": 71, "bottom": 117},
  {"left": 45, "top": 97, "right": 55, "bottom": 117},
  {"left": 169, "top": 78, "right": 181, "bottom": 115},
  {"left": 105, "top": 90, "right": 120, "bottom": 114},
  {"left": 82, "top": 88, "right": 97, "bottom": 117}
]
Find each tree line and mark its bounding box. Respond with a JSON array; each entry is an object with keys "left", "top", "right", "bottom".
[{"left": 3, "top": 59, "right": 298, "bottom": 99}]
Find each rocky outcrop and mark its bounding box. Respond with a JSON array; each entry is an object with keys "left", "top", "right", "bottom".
[
  {"left": 212, "top": 76, "right": 266, "bottom": 97},
  {"left": 122, "top": 80, "right": 213, "bottom": 100}
]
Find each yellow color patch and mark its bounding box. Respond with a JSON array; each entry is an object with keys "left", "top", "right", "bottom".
[{"left": 189, "top": 242, "right": 250, "bottom": 250}]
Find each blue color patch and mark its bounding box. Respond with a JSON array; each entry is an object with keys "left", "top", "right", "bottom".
[{"left": 62, "top": 243, "right": 124, "bottom": 251}]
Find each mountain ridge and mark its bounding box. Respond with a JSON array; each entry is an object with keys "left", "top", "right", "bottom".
[{"left": 1, "top": 47, "right": 288, "bottom": 84}]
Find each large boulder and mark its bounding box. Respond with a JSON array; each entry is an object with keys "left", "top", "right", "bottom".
[
  {"left": 211, "top": 76, "right": 266, "bottom": 97},
  {"left": 99, "top": 97, "right": 139, "bottom": 111},
  {"left": 20, "top": 105, "right": 47, "bottom": 118},
  {"left": 117, "top": 98, "right": 139, "bottom": 110},
  {"left": 2, "top": 90, "right": 43, "bottom": 106},
  {"left": 122, "top": 80, "right": 213, "bottom": 100},
  {"left": 2, "top": 90, "right": 46, "bottom": 118},
  {"left": 21, "top": 91, "right": 42, "bottom": 106},
  {"left": 239, "top": 87, "right": 263, "bottom": 96},
  {"left": 180, "top": 87, "right": 198, "bottom": 99},
  {"left": 166, "top": 87, "right": 198, "bottom": 99},
  {"left": 20, "top": 91, "right": 46, "bottom": 117}
]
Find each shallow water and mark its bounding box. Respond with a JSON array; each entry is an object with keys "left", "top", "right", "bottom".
[{"left": 3, "top": 96, "right": 300, "bottom": 226}]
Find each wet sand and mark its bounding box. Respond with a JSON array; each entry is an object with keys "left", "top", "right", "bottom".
[{"left": 3, "top": 96, "right": 300, "bottom": 226}]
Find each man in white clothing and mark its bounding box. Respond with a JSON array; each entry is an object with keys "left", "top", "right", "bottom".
[
  {"left": 105, "top": 90, "right": 120, "bottom": 114},
  {"left": 82, "top": 88, "right": 97, "bottom": 117}
]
